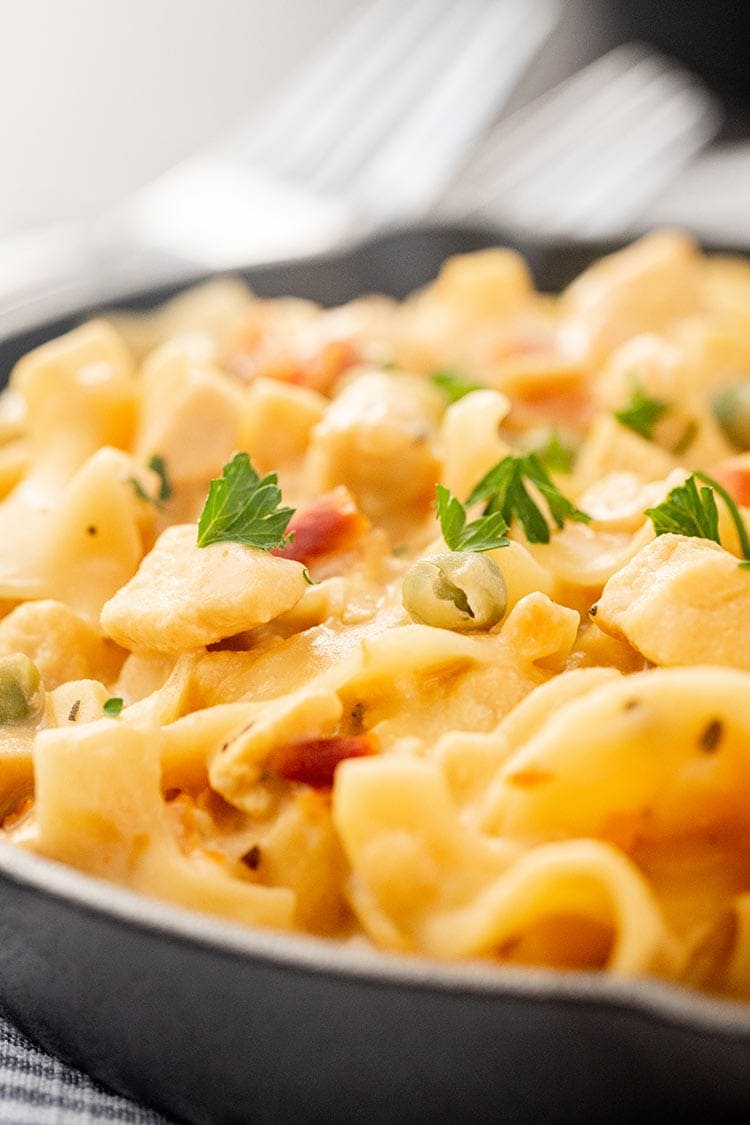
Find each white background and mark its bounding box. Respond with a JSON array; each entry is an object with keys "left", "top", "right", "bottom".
[{"left": 0, "top": 0, "right": 354, "bottom": 234}]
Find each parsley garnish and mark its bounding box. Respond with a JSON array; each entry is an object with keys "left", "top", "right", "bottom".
[
  {"left": 436, "top": 484, "right": 509, "bottom": 553},
  {"left": 645, "top": 470, "right": 750, "bottom": 563},
  {"left": 430, "top": 369, "right": 486, "bottom": 404},
  {"left": 523, "top": 426, "right": 577, "bottom": 474},
  {"left": 614, "top": 379, "right": 669, "bottom": 441},
  {"left": 129, "top": 454, "right": 172, "bottom": 507},
  {"left": 148, "top": 454, "right": 172, "bottom": 502},
  {"left": 466, "top": 453, "right": 590, "bottom": 545},
  {"left": 129, "top": 477, "right": 151, "bottom": 504},
  {"left": 197, "top": 452, "right": 295, "bottom": 550},
  {"left": 103, "top": 697, "right": 124, "bottom": 717},
  {"left": 645, "top": 475, "right": 719, "bottom": 543}
]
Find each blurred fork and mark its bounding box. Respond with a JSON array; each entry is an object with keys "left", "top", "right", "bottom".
[
  {"left": 443, "top": 43, "right": 722, "bottom": 240},
  {"left": 0, "top": 0, "right": 560, "bottom": 325}
]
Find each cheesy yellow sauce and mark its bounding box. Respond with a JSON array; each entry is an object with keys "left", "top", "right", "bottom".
[{"left": 1, "top": 230, "right": 750, "bottom": 999}]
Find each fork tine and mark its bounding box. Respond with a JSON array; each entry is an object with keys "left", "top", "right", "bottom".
[
  {"left": 445, "top": 44, "right": 720, "bottom": 237},
  {"left": 230, "top": 0, "right": 414, "bottom": 163},
  {"left": 542, "top": 92, "right": 722, "bottom": 238},
  {"left": 353, "top": 0, "right": 560, "bottom": 221},
  {"left": 501, "top": 67, "right": 712, "bottom": 210},
  {"left": 254, "top": 0, "right": 449, "bottom": 181},
  {"left": 307, "top": 0, "right": 474, "bottom": 193},
  {"left": 452, "top": 47, "right": 668, "bottom": 203}
]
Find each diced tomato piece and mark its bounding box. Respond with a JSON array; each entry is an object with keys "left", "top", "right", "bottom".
[
  {"left": 226, "top": 332, "right": 358, "bottom": 394},
  {"left": 272, "top": 487, "right": 370, "bottom": 563},
  {"left": 712, "top": 464, "right": 750, "bottom": 508},
  {"left": 270, "top": 735, "right": 377, "bottom": 789},
  {"left": 303, "top": 339, "right": 359, "bottom": 394}
]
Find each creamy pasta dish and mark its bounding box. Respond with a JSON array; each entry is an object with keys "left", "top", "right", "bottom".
[{"left": 0, "top": 230, "right": 749, "bottom": 999}]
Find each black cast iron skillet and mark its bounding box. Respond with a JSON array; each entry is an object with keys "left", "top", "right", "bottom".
[{"left": 0, "top": 225, "right": 747, "bottom": 1124}]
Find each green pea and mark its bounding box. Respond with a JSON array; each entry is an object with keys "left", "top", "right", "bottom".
[
  {"left": 0, "top": 654, "right": 43, "bottom": 724},
  {"left": 712, "top": 381, "right": 750, "bottom": 449},
  {"left": 402, "top": 552, "right": 507, "bottom": 632}
]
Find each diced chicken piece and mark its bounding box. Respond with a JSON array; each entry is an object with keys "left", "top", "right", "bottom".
[
  {"left": 239, "top": 378, "right": 326, "bottom": 473},
  {"left": 395, "top": 250, "right": 536, "bottom": 374},
  {"left": 44, "top": 446, "right": 150, "bottom": 624},
  {"left": 306, "top": 369, "right": 441, "bottom": 534},
  {"left": 595, "top": 534, "right": 750, "bottom": 669},
  {"left": 136, "top": 342, "right": 245, "bottom": 485},
  {"left": 573, "top": 414, "right": 676, "bottom": 493},
  {"left": 0, "top": 600, "right": 123, "bottom": 689},
  {"left": 500, "top": 593, "right": 580, "bottom": 668},
  {"left": 46, "top": 679, "right": 110, "bottom": 727},
  {"left": 593, "top": 334, "right": 733, "bottom": 468},
  {"left": 10, "top": 320, "right": 136, "bottom": 481},
  {"left": 0, "top": 445, "right": 148, "bottom": 610},
  {"left": 101, "top": 524, "right": 307, "bottom": 654},
  {"left": 432, "top": 248, "right": 533, "bottom": 318},
  {"left": 561, "top": 231, "right": 701, "bottom": 363},
  {"left": 107, "top": 278, "right": 254, "bottom": 360}
]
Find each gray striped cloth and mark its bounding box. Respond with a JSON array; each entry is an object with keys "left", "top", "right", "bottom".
[{"left": 0, "top": 1015, "right": 171, "bottom": 1124}]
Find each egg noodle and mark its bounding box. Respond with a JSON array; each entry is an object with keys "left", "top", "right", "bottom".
[{"left": 0, "top": 230, "right": 749, "bottom": 998}]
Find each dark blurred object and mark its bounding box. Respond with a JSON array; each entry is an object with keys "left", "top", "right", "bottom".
[{"left": 605, "top": 0, "right": 750, "bottom": 110}]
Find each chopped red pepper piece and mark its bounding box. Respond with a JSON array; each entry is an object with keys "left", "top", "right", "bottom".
[
  {"left": 271, "top": 487, "right": 369, "bottom": 564},
  {"left": 512, "top": 380, "right": 593, "bottom": 431},
  {"left": 270, "top": 734, "right": 377, "bottom": 789},
  {"left": 711, "top": 464, "right": 750, "bottom": 508}
]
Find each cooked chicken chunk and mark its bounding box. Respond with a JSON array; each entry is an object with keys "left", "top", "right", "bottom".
[
  {"left": 594, "top": 533, "right": 750, "bottom": 669},
  {"left": 0, "top": 600, "right": 123, "bottom": 688},
  {"left": 101, "top": 524, "right": 307, "bottom": 653},
  {"left": 306, "top": 369, "right": 441, "bottom": 536}
]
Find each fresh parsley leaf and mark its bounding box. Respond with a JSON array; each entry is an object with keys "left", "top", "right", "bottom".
[
  {"left": 466, "top": 453, "right": 590, "bottom": 545},
  {"left": 129, "top": 454, "right": 172, "bottom": 507},
  {"left": 103, "top": 697, "right": 124, "bottom": 717},
  {"left": 129, "top": 477, "right": 151, "bottom": 504},
  {"left": 148, "top": 454, "right": 172, "bottom": 502},
  {"left": 614, "top": 379, "right": 669, "bottom": 440},
  {"left": 695, "top": 471, "right": 750, "bottom": 561},
  {"left": 197, "top": 452, "right": 295, "bottom": 550},
  {"left": 430, "top": 369, "right": 486, "bottom": 404},
  {"left": 523, "top": 426, "right": 577, "bottom": 474},
  {"left": 435, "top": 484, "right": 509, "bottom": 553},
  {"left": 645, "top": 470, "right": 750, "bottom": 563},
  {"left": 645, "top": 475, "right": 720, "bottom": 542}
]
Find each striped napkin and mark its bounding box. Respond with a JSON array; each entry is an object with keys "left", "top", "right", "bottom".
[{"left": 0, "top": 1014, "right": 171, "bottom": 1125}]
